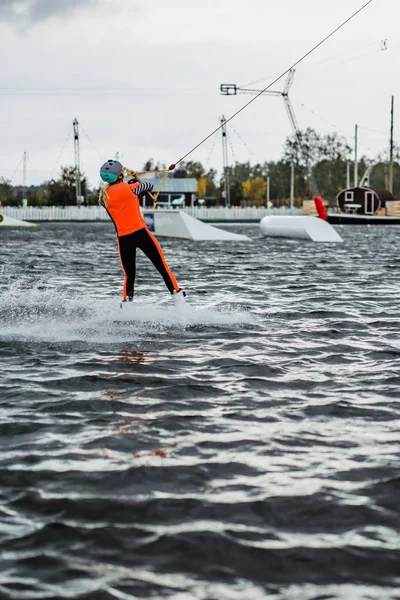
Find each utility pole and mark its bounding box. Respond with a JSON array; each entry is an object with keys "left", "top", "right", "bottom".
[
  {"left": 346, "top": 161, "right": 351, "bottom": 189},
  {"left": 73, "top": 118, "right": 83, "bottom": 205},
  {"left": 22, "top": 151, "right": 28, "bottom": 206},
  {"left": 290, "top": 162, "right": 294, "bottom": 208},
  {"left": 23, "top": 151, "right": 27, "bottom": 191},
  {"left": 389, "top": 95, "right": 394, "bottom": 194},
  {"left": 354, "top": 124, "right": 358, "bottom": 187},
  {"left": 221, "top": 115, "right": 231, "bottom": 207},
  {"left": 266, "top": 175, "right": 270, "bottom": 205}
]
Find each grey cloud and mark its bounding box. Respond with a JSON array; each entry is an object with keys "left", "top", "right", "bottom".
[{"left": 0, "top": 0, "right": 99, "bottom": 23}]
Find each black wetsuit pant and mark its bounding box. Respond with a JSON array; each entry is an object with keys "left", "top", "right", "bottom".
[{"left": 118, "top": 227, "right": 179, "bottom": 301}]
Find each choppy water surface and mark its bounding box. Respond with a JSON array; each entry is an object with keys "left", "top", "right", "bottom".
[{"left": 1, "top": 222, "right": 399, "bottom": 600}]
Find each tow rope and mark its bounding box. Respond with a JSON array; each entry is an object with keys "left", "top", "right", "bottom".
[
  {"left": 172, "top": 0, "right": 375, "bottom": 167},
  {"left": 122, "top": 167, "right": 171, "bottom": 204}
]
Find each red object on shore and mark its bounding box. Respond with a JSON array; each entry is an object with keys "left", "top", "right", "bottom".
[{"left": 314, "top": 196, "right": 327, "bottom": 220}]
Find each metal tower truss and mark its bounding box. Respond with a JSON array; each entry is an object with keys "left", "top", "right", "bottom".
[{"left": 220, "top": 70, "right": 319, "bottom": 197}]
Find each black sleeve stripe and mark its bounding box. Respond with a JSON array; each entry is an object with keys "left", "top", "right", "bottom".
[{"left": 133, "top": 182, "right": 154, "bottom": 197}]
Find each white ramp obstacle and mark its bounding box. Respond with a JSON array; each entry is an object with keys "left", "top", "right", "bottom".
[
  {"left": 143, "top": 209, "right": 251, "bottom": 241},
  {"left": 260, "top": 215, "right": 342, "bottom": 243},
  {"left": 0, "top": 213, "right": 36, "bottom": 227}
]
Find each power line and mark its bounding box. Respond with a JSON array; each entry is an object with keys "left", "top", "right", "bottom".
[
  {"left": 227, "top": 131, "right": 237, "bottom": 163},
  {"left": 49, "top": 129, "right": 72, "bottom": 179},
  {"left": 297, "top": 101, "right": 350, "bottom": 137},
  {"left": 204, "top": 135, "right": 218, "bottom": 170},
  {"left": 229, "top": 124, "right": 255, "bottom": 159},
  {"left": 297, "top": 101, "right": 400, "bottom": 144},
  {"left": 8, "top": 155, "right": 24, "bottom": 183},
  {"left": 239, "top": 70, "right": 285, "bottom": 90},
  {"left": 80, "top": 124, "right": 104, "bottom": 160},
  {"left": 0, "top": 87, "right": 204, "bottom": 97},
  {"left": 241, "top": 39, "right": 380, "bottom": 88},
  {"left": 305, "top": 46, "right": 384, "bottom": 75},
  {"left": 359, "top": 125, "right": 400, "bottom": 138},
  {"left": 308, "top": 39, "right": 380, "bottom": 65}
]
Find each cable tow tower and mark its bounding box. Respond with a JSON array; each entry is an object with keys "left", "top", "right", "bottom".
[{"left": 220, "top": 70, "right": 319, "bottom": 196}]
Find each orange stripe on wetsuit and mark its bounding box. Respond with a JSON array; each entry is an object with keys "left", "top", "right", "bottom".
[
  {"left": 146, "top": 228, "right": 179, "bottom": 290},
  {"left": 117, "top": 242, "right": 129, "bottom": 301}
]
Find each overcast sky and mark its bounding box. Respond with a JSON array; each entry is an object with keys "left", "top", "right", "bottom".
[{"left": 0, "top": 0, "right": 398, "bottom": 187}]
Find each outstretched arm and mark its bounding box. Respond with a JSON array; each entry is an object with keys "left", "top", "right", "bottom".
[{"left": 128, "top": 180, "right": 154, "bottom": 198}]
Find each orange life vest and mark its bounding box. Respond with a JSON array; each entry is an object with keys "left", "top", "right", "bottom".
[{"left": 105, "top": 181, "right": 147, "bottom": 237}]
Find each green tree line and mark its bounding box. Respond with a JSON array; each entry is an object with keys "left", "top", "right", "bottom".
[{"left": 1, "top": 130, "right": 399, "bottom": 207}]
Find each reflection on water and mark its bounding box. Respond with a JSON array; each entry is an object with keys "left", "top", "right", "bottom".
[{"left": 117, "top": 349, "right": 150, "bottom": 365}]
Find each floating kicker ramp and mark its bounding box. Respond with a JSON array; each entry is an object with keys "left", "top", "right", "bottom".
[
  {"left": 0, "top": 213, "right": 36, "bottom": 227},
  {"left": 260, "top": 215, "right": 342, "bottom": 243},
  {"left": 143, "top": 209, "right": 251, "bottom": 241}
]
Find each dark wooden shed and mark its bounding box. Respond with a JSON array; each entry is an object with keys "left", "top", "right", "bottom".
[{"left": 336, "top": 186, "right": 394, "bottom": 215}]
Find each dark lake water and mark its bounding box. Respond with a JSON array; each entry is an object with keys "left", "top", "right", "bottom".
[{"left": 1, "top": 221, "right": 399, "bottom": 600}]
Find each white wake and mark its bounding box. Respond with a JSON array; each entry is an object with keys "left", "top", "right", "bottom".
[{"left": 0, "top": 279, "right": 257, "bottom": 343}]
